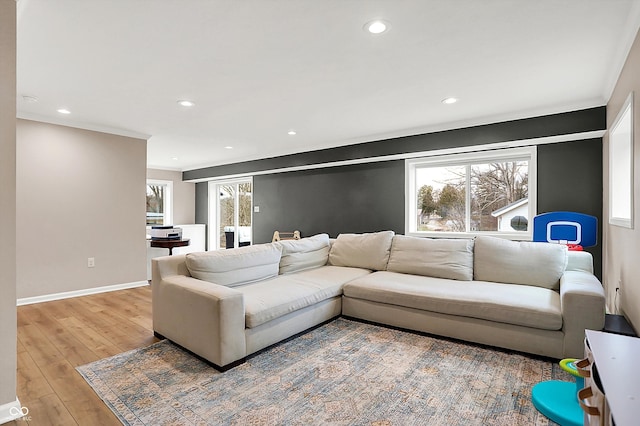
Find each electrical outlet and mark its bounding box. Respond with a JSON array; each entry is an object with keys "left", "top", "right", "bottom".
[
  {"left": 254, "top": 206, "right": 260, "bottom": 213},
  {"left": 88, "top": 257, "right": 95, "bottom": 268}
]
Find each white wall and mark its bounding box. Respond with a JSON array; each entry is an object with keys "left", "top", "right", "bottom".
[
  {"left": 16, "top": 119, "right": 147, "bottom": 299},
  {"left": 496, "top": 204, "right": 529, "bottom": 232},
  {"left": 0, "top": 0, "right": 17, "bottom": 418},
  {"left": 147, "top": 168, "right": 195, "bottom": 225},
  {"left": 604, "top": 27, "right": 640, "bottom": 331}
]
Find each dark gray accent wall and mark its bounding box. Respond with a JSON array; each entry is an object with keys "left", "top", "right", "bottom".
[
  {"left": 191, "top": 107, "right": 605, "bottom": 278},
  {"left": 537, "top": 139, "right": 603, "bottom": 278},
  {"left": 195, "top": 182, "right": 209, "bottom": 250},
  {"left": 194, "top": 140, "right": 604, "bottom": 278},
  {"left": 183, "top": 107, "right": 605, "bottom": 180},
  {"left": 252, "top": 161, "right": 405, "bottom": 243}
]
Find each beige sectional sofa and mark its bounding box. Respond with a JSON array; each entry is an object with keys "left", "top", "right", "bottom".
[{"left": 151, "top": 231, "right": 605, "bottom": 370}]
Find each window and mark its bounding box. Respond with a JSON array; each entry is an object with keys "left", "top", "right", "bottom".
[
  {"left": 146, "top": 179, "right": 173, "bottom": 226},
  {"left": 406, "top": 147, "right": 536, "bottom": 238},
  {"left": 609, "top": 92, "right": 634, "bottom": 229}
]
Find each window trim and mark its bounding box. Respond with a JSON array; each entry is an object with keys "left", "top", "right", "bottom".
[
  {"left": 405, "top": 146, "right": 537, "bottom": 240},
  {"left": 146, "top": 179, "right": 173, "bottom": 227}
]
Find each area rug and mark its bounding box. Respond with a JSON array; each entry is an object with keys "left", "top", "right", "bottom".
[{"left": 77, "top": 318, "right": 565, "bottom": 425}]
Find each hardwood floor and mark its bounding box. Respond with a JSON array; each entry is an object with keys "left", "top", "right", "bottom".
[{"left": 9, "top": 285, "right": 159, "bottom": 426}]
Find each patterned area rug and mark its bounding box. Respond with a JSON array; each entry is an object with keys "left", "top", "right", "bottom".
[{"left": 77, "top": 318, "right": 565, "bottom": 425}]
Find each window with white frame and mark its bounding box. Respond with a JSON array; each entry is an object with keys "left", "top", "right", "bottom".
[
  {"left": 609, "top": 92, "right": 634, "bottom": 229},
  {"left": 406, "top": 147, "right": 536, "bottom": 238},
  {"left": 146, "top": 179, "right": 173, "bottom": 226}
]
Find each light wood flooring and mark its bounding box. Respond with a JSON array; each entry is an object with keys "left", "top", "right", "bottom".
[{"left": 9, "top": 285, "right": 158, "bottom": 426}]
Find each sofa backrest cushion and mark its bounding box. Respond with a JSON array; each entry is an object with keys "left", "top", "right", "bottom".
[
  {"left": 185, "top": 243, "right": 282, "bottom": 287},
  {"left": 387, "top": 235, "right": 474, "bottom": 281},
  {"left": 328, "top": 230, "right": 394, "bottom": 271},
  {"left": 274, "top": 233, "right": 330, "bottom": 274},
  {"left": 474, "top": 236, "right": 568, "bottom": 290}
]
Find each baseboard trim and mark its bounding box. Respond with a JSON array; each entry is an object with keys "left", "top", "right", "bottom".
[
  {"left": 17, "top": 281, "right": 149, "bottom": 306},
  {"left": 0, "top": 398, "right": 25, "bottom": 424}
]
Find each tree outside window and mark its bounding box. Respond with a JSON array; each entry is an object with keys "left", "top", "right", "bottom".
[
  {"left": 146, "top": 184, "right": 165, "bottom": 225},
  {"left": 470, "top": 162, "right": 528, "bottom": 231},
  {"left": 219, "top": 183, "right": 252, "bottom": 228},
  {"left": 146, "top": 181, "right": 172, "bottom": 226},
  {"left": 217, "top": 181, "right": 253, "bottom": 249},
  {"left": 408, "top": 147, "right": 534, "bottom": 235}
]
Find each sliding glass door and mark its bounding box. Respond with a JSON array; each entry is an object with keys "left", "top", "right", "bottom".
[{"left": 208, "top": 178, "right": 252, "bottom": 250}]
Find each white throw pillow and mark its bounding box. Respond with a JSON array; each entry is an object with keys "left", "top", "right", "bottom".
[
  {"left": 186, "top": 243, "right": 282, "bottom": 287},
  {"left": 387, "top": 235, "right": 474, "bottom": 281},
  {"left": 274, "top": 233, "right": 330, "bottom": 274},
  {"left": 328, "top": 231, "right": 394, "bottom": 271},
  {"left": 473, "top": 235, "right": 568, "bottom": 290}
]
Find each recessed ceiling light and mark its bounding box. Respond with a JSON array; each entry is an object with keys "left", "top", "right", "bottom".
[
  {"left": 177, "top": 100, "right": 195, "bottom": 107},
  {"left": 224, "top": 146, "right": 233, "bottom": 150},
  {"left": 442, "top": 97, "right": 458, "bottom": 105},
  {"left": 22, "top": 95, "right": 38, "bottom": 103},
  {"left": 364, "top": 20, "right": 389, "bottom": 34},
  {"left": 287, "top": 130, "right": 297, "bottom": 136},
  {"left": 57, "top": 108, "right": 71, "bottom": 114},
  {"left": 171, "top": 157, "right": 179, "bottom": 161}
]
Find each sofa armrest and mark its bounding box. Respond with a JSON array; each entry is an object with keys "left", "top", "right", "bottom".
[
  {"left": 152, "top": 253, "right": 190, "bottom": 280},
  {"left": 560, "top": 270, "right": 605, "bottom": 357},
  {"left": 566, "top": 251, "right": 594, "bottom": 274},
  {"left": 152, "top": 273, "right": 246, "bottom": 368}
]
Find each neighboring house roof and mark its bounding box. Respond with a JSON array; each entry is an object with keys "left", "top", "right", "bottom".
[{"left": 491, "top": 198, "right": 528, "bottom": 217}]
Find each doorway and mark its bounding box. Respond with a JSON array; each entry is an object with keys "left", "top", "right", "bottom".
[{"left": 208, "top": 178, "right": 253, "bottom": 250}]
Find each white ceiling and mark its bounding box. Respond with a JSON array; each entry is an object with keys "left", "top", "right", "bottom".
[{"left": 16, "top": 0, "right": 640, "bottom": 172}]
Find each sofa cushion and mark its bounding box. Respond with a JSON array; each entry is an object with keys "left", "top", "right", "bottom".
[
  {"left": 343, "top": 271, "right": 562, "bottom": 331},
  {"left": 274, "top": 233, "right": 330, "bottom": 274},
  {"left": 328, "top": 230, "right": 394, "bottom": 271},
  {"left": 185, "top": 243, "right": 281, "bottom": 288},
  {"left": 387, "top": 235, "right": 474, "bottom": 281},
  {"left": 474, "top": 236, "right": 568, "bottom": 290},
  {"left": 239, "top": 266, "right": 372, "bottom": 328}
]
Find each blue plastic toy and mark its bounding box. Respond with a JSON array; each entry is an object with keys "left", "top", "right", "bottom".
[
  {"left": 532, "top": 358, "right": 585, "bottom": 426},
  {"left": 531, "top": 212, "right": 597, "bottom": 424}
]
